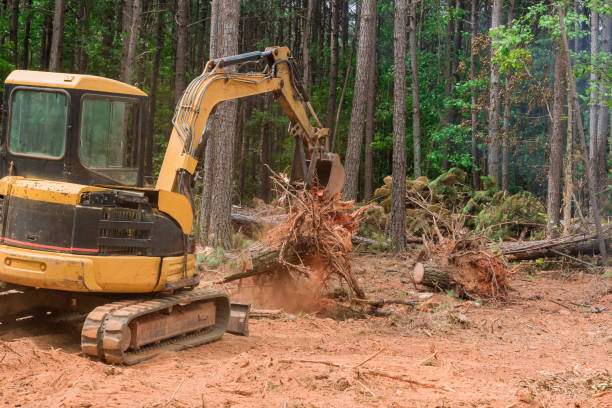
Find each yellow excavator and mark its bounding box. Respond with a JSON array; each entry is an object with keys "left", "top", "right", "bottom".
[{"left": 0, "top": 46, "right": 344, "bottom": 364}]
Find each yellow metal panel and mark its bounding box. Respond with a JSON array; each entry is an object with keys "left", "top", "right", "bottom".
[
  {"left": 6, "top": 178, "right": 105, "bottom": 205},
  {"left": 154, "top": 254, "right": 196, "bottom": 291},
  {"left": 0, "top": 176, "right": 22, "bottom": 195},
  {"left": 91, "top": 256, "right": 160, "bottom": 292},
  {"left": 5, "top": 70, "right": 147, "bottom": 96},
  {"left": 157, "top": 190, "right": 193, "bottom": 234},
  {"left": 0, "top": 245, "right": 165, "bottom": 293}
]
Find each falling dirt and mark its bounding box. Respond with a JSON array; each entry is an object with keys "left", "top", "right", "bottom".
[{"left": 0, "top": 254, "right": 611, "bottom": 408}]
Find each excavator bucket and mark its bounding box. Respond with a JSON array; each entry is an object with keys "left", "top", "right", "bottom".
[{"left": 306, "top": 152, "right": 345, "bottom": 200}]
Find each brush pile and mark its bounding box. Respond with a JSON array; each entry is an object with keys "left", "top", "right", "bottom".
[
  {"left": 220, "top": 174, "right": 367, "bottom": 298},
  {"left": 369, "top": 168, "right": 545, "bottom": 241}
]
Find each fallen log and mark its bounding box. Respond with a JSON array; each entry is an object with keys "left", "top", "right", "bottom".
[
  {"left": 413, "top": 255, "right": 507, "bottom": 298},
  {"left": 494, "top": 225, "right": 611, "bottom": 261}
]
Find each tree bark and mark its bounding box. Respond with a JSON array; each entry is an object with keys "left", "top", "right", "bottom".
[
  {"left": 501, "top": 0, "right": 514, "bottom": 192},
  {"left": 120, "top": 0, "right": 141, "bottom": 84},
  {"left": 325, "top": 0, "right": 340, "bottom": 146},
  {"left": 175, "top": 0, "right": 188, "bottom": 105},
  {"left": 9, "top": 0, "right": 18, "bottom": 66},
  {"left": 495, "top": 225, "right": 611, "bottom": 261},
  {"left": 342, "top": 0, "right": 376, "bottom": 201},
  {"left": 562, "top": 80, "right": 574, "bottom": 236},
  {"left": 487, "top": 0, "right": 503, "bottom": 186},
  {"left": 557, "top": 4, "right": 607, "bottom": 265},
  {"left": 40, "top": 12, "right": 52, "bottom": 69},
  {"left": 200, "top": 0, "right": 222, "bottom": 245},
  {"left": 75, "top": 0, "right": 92, "bottom": 73},
  {"left": 391, "top": 0, "right": 408, "bottom": 252},
  {"left": 49, "top": 0, "right": 66, "bottom": 72},
  {"left": 470, "top": 0, "right": 480, "bottom": 189},
  {"left": 596, "top": 15, "right": 611, "bottom": 184},
  {"left": 22, "top": 0, "right": 34, "bottom": 69},
  {"left": 302, "top": 0, "right": 313, "bottom": 89},
  {"left": 145, "top": 1, "right": 164, "bottom": 179},
  {"left": 209, "top": 0, "right": 240, "bottom": 249},
  {"left": 409, "top": 0, "right": 421, "bottom": 178},
  {"left": 588, "top": 8, "right": 598, "bottom": 192},
  {"left": 546, "top": 44, "right": 566, "bottom": 238},
  {"left": 363, "top": 6, "right": 377, "bottom": 201}
]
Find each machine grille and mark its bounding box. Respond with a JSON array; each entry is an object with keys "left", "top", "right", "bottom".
[{"left": 98, "top": 207, "right": 153, "bottom": 256}]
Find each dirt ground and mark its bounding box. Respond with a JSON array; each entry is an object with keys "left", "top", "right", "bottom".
[{"left": 0, "top": 254, "right": 610, "bottom": 408}]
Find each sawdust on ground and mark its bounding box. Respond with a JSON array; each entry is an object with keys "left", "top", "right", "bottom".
[{"left": 0, "top": 254, "right": 610, "bottom": 408}]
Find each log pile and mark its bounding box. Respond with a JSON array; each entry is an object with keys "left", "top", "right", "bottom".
[{"left": 221, "top": 176, "right": 367, "bottom": 298}]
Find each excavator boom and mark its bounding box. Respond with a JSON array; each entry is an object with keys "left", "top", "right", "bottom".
[{"left": 156, "top": 46, "right": 344, "bottom": 203}]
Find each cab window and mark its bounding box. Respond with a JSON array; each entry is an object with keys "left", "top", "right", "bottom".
[
  {"left": 9, "top": 89, "right": 67, "bottom": 158},
  {"left": 80, "top": 96, "right": 139, "bottom": 185}
]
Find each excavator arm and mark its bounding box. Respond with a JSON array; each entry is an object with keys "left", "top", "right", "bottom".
[{"left": 155, "top": 46, "right": 344, "bottom": 203}]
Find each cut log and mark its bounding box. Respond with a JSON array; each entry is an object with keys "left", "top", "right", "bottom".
[
  {"left": 413, "top": 257, "right": 507, "bottom": 298},
  {"left": 494, "top": 224, "right": 611, "bottom": 261},
  {"left": 413, "top": 262, "right": 456, "bottom": 291}
]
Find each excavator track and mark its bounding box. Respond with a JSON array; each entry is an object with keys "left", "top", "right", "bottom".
[{"left": 81, "top": 289, "right": 230, "bottom": 365}]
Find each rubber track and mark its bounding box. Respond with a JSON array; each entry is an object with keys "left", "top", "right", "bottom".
[{"left": 81, "top": 289, "right": 230, "bottom": 365}]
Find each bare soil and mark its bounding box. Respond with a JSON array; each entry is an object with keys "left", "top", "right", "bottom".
[{"left": 0, "top": 254, "right": 610, "bottom": 408}]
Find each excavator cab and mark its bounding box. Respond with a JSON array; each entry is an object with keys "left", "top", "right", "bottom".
[{"left": 1, "top": 71, "right": 148, "bottom": 186}]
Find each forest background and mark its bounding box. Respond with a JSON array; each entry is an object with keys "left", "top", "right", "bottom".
[{"left": 0, "top": 0, "right": 610, "bottom": 250}]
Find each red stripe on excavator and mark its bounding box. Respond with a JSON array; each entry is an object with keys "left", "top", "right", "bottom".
[{"left": 2, "top": 237, "right": 99, "bottom": 253}]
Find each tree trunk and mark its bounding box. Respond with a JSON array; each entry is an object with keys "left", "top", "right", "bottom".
[
  {"left": 175, "top": 0, "right": 188, "bottom": 105},
  {"left": 302, "top": 0, "right": 313, "bottom": 89},
  {"left": 363, "top": 6, "right": 377, "bottom": 201},
  {"left": 409, "top": 0, "right": 421, "bottom": 178},
  {"left": 259, "top": 112, "right": 270, "bottom": 202},
  {"left": 9, "top": 0, "right": 18, "bottom": 66},
  {"left": 325, "top": 0, "right": 339, "bottom": 146},
  {"left": 209, "top": 0, "right": 240, "bottom": 249},
  {"left": 237, "top": 101, "right": 251, "bottom": 203},
  {"left": 40, "top": 12, "right": 52, "bottom": 69},
  {"left": 21, "top": 0, "right": 35, "bottom": 69},
  {"left": 391, "top": 0, "right": 407, "bottom": 252},
  {"left": 49, "top": 0, "right": 66, "bottom": 72},
  {"left": 76, "top": 0, "right": 92, "bottom": 73},
  {"left": 495, "top": 225, "right": 611, "bottom": 261},
  {"left": 487, "top": 0, "right": 503, "bottom": 186},
  {"left": 145, "top": 1, "right": 164, "bottom": 179},
  {"left": 200, "top": 0, "right": 222, "bottom": 245},
  {"left": 470, "top": 0, "right": 480, "bottom": 189},
  {"left": 546, "top": 44, "right": 566, "bottom": 238},
  {"left": 341, "top": 0, "right": 376, "bottom": 201},
  {"left": 596, "top": 15, "right": 611, "bottom": 184},
  {"left": 501, "top": 0, "right": 514, "bottom": 192},
  {"left": 330, "top": 28, "right": 357, "bottom": 153},
  {"left": 588, "top": 9, "right": 598, "bottom": 192},
  {"left": 562, "top": 81, "right": 574, "bottom": 236},
  {"left": 557, "top": 4, "right": 607, "bottom": 265},
  {"left": 120, "top": 0, "right": 141, "bottom": 84}
]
